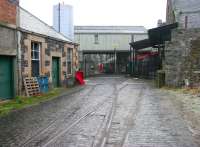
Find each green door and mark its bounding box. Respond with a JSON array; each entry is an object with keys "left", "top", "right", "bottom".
[
  {"left": 0, "top": 56, "right": 13, "bottom": 99},
  {"left": 52, "top": 57, "right": 60, "bottom": 87}
]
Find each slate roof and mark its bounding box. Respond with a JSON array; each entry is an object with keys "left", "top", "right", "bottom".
[
  {"left": 171, "top": 0, "right": 200, "bottom": 13},
  {"left": 19, "top": 7, "right": 72, "bottom": 43},
  {"left": 75, "top": 26, "right": 147, "bottom": 34}
]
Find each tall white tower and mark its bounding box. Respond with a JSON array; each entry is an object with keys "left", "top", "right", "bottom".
[{"left": 53, "top": 3, "right": 74, "bottom": 40}]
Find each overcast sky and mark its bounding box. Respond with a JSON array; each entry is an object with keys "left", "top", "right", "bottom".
[{"left": 20, "top": 0, "right": 167, "bottom": 29}]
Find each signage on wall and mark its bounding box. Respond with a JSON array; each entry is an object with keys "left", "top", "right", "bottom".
[{"left": 8, "top": 0, "right": 19, "bottom": 5}]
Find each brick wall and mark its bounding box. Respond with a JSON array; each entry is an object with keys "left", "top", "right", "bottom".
[
  {"left": 164, "top": 28, "right": 200, "bottom": 87},
  {"left": 0, "top": 0, "right": 18, "bottom": 25}
]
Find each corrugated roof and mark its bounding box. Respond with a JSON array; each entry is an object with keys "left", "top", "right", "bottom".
[
  {"left": 172, "top": 0, "right": 200, "bottom": 13},
  {"left": 75, "top": 26, "right": 147, "bottom": 34},
  {"left": 19, "top": 7, "right": 72, "bottom": 43}
]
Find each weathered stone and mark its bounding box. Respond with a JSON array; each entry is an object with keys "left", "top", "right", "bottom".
[
  {"left": 164, "top": 28, "right": 200, "bottom": 87},
  {"left": 45, "top": 60, "right": 50, "bottom": 66}
]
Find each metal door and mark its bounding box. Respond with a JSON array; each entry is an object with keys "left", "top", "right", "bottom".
[
  {"left": 52, "top": 57, "right": 60, "bottom": 87},
  {"left": 0, "top": 56, "right": 13, "bottom": 99}
]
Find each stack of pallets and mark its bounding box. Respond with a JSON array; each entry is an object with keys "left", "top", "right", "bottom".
[{"left": 24, "top": 77, "right": 40, "bottom": 97}]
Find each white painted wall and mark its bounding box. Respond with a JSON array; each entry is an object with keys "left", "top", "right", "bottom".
[{"left": 75, "top": 33, "right": 148, "bottom": 51}]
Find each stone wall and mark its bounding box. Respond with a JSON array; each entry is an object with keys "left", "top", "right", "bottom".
[
  {"left": 164, "top": 28, "right": 200, "bottom": 87},
  {"left": 178, "top": 12, "right": 200, "bottom": 29},
  {"left": 166, "top": 0, "right": 200, "bottom": 29}
]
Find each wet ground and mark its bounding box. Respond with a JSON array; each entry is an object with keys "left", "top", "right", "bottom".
[{"left": 0, "top": 76, "right": 199, "bottom": 147}]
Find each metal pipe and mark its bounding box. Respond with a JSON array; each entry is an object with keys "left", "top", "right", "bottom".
[
  {"left": 58, "top": 3, "right": 61, "bottom": 32},
  {"left": 129, "top": 46, "right": 132, "bottom": 75},
  {"left": 84, "top": 54, "right": 87, "bottom": 78},
  {"left": 133, "top": 48, "right": 136, "bottom": 76},
  {"left": 16, "top": 4, "right": 22, "bottom": 96},
  {"left": 114, "top": 48, "right": 117, "bottom": 73}
]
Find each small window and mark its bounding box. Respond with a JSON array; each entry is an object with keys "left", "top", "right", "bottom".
[
  {"left": 94, "top": 34, "right": 99, "bottom": 44},
  {"left": 31, "top": 42, "right": 40, "bottom": 77},
  {"left": 67, "top": 48, "right": 73, "bottom": 75}
]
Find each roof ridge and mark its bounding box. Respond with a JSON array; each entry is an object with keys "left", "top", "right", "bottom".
[
  {"left": 75, "top": 25, "right": 146, "bottom": 28},
  {"left": 19, "top": 6, "right": 72, "bottom": 42}
]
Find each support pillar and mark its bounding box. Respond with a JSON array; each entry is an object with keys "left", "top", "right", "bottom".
[{"left": 114, "top": 49, "right": 117, "bottom": 73}]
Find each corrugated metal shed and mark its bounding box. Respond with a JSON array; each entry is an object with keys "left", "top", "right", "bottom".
[
  {"left": 75, "top": 26, "right": 147, "bottom": 34},
  {"left": 19, "top": 7, "right": 72, "bottom": 43}
]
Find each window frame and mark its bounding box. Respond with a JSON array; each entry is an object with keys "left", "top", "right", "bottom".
[
  {"left": 67, "top": 48, "right": 73, "bottom": 75},
  {"left": 31, "top": 41, "right": 41, "bottom": 77}
]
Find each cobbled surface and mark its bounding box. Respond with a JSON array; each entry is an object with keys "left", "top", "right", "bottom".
[{"left": 0, "top": 76, "right": 199, "bottom": 147}]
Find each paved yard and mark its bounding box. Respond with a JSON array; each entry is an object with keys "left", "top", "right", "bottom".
[{"left": 0, "top": 76, "right": 199, "bottom": 147}]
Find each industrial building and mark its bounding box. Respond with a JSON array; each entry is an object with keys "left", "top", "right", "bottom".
[
  {"left": 74, "top": 26, "right": 149, "bottom": 76},
  {"left": 164, "top": 0, "right": 200, "bottom": 86}
]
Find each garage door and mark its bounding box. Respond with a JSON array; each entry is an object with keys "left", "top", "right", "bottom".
[{"left": 0, "top": 56, "right": 13, "bottom": 99}]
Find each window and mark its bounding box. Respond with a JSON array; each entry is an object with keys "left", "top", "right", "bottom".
[
  {"left": 94, "top": 34, "right": 99, "bottom": 44},
  {"left": 67, "top": 48, "right": 73, "bottom": 75},
  {"left": 31, "top": 42, "right": 40, "bottom": 77}
]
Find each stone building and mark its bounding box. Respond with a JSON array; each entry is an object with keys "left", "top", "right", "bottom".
[
  {"left": 164, "top": 0, "right": 200, "bottom": 87},
  {"left": 164, "top": 28, "right": 200, "bottom": 87},
  {"left": 0, "top": 0, "right": 79, "bottom": 99},
  {"left": 166, "top": 0, "right": 200, "bottom": 29}
]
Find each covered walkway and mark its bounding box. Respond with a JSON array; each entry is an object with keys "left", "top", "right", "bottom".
[{"left": 129, "top": 23, "right": 178, "bottom": 78}]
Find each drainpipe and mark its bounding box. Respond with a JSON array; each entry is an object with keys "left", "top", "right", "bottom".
[
  {"left": 16, "top": 4, "right": 22, "bottom": 96},
  {"left": 17, "top": 30, "right": 22, "bottom": 95}
]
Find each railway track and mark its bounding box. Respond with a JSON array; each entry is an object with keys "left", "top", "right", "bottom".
[
  {"left": 20, "top": 84, "right": 115, "bottom": 147},
  {"left": 21, "top": 77, "right": 131, "bottom": 147},
  {"left": 93, "top": 83, "right": 146, "bottom": 147},
  {"left": 20, "top": 85, "right": 99, "bottom": 147}
]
